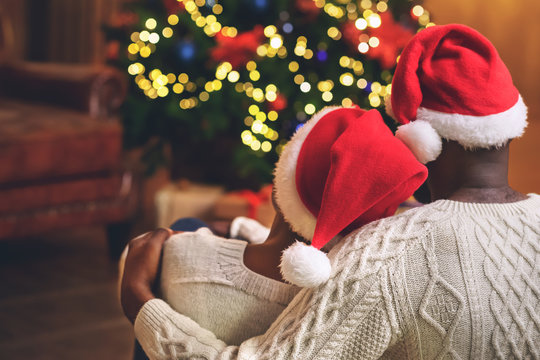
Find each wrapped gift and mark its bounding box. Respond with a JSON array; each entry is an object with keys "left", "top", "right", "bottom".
[
  {"left": 155, "top": 180, "right": 225, "bottom": 228},
  {"left": 213, "top": 185, "right": 275, "bottom": 227}
]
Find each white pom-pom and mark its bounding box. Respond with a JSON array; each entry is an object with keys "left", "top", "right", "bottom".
[
  {"left": 395, "top": 120, "right": 442, "bottom": 164},
  {"left": 280, "top": 241, "right": 332, "bottom": 288}
]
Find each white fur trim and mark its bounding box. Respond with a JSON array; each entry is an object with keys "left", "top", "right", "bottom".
[
  {"left": 274, "top": 106, "right": 342, "bottom": 240},
  {"left": 280, "top": 241, "right": 331, "bottom": 288},
  {"left": 395, "top": 120, "right": 442, "bottom": 164},
  {"left": 417, "top": 95, "right": 528, "bottom": 150}
]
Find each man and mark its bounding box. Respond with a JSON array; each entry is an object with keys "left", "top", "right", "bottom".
[{"left": 122, "top": 24, "right": 540, "bottom": 359}]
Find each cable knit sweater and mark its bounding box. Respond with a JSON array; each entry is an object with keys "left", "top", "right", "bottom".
[
  {"left": 136, "top": 194, "right": 540, "bottom": 359},
  {"left": 160, "top": 228, "right": 300, "bottom": 345}
]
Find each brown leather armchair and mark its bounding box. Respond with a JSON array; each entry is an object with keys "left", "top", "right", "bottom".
[{"left": 0, "top": 62, "right": 139, "bottom": 257}]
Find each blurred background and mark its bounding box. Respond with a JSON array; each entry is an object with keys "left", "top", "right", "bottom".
[{"left": 0, "top": 0, "right": 538, "bottom": 359}]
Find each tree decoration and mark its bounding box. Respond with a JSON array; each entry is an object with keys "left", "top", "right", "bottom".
[{"left": 104, "top": 0, "right": 433, "bottom": 189}]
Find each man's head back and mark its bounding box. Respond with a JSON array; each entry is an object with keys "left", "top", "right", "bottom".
[{"left": 388, "top": 24, "right": 528, "bottom": 202}]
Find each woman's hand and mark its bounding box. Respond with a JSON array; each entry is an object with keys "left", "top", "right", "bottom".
[{"left": 120, "top": 228, "right": 173, "bottom": 323}]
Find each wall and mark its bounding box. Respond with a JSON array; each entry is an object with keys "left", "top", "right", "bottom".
[{"left": 424, "top": 0, "right": 540, "bottom": 193}]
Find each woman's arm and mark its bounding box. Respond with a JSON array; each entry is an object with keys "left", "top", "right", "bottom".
[{"left": 121, "top": 227, "right": 396, "bottom": 360}]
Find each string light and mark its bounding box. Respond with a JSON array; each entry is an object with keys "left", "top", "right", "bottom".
[{"left": 125, "top": 0, "right": 431, "bottom": 155}]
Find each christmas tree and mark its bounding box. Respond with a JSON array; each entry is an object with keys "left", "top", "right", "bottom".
[{"left": 104, "top": 0, "right": 432, "bottom": 189}]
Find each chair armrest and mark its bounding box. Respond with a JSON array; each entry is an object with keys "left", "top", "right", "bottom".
[{"left": 0, "top": 62, "right": 127, "bottom": 117}]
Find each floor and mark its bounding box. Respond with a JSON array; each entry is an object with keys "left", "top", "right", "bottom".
[{"left": 0, "top": 226, "right": 134, "bottom": 360}]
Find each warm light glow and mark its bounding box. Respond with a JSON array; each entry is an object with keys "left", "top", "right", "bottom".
[
  {"left": 261, "top": 141, "right": 272, "bottom": 152},
  {"left": 358, "top": 42, "right": 369, "bottom": 53},
  {"left": 246, "top": 61, "right": 257, "bottom": 71},
  {"left": 355, "top": 18, "right": 368, "bottom": 30},
  {"left": 368, "top": 14, "right": 382, "bottom": 28},
  {"left": 252, "top": 88, "right": 264, "bottom": 102},
  {"left": 376, "top": 2, "right": 388, "bottom": 12},
  {"left": 288, "top": 61, "right": 299, "bottom": 72},
  {"left": 140, "top": 46, "right": 152, "bottom": 57},
  {"left": 250, "top": 140, "right": 261, "bottom": 151},
  {"left": 342, "top": 98, "right": 353, "bottom": 107},
  {"left": 178, "top": 73, "right": 189, "bottom": 84},
  {"left": 357, "top": 78, "right": 368, "bottom": 89},
  {"left": 368, "top": 36, "right": 380, "bottom": 48},
  {"left": 128, "top": 43, "right": 139, "bottom": 55},
  {"left": 148, "top": 33, "right": 160, "bottom": 44},
  {"left": 340, "top": 73, "right": 354, "bottom": 86},
  {"left": 294, "top": 74, "right": 305, "bottom": 84},
  {"left": 139, "top": 31, "right": 150, "bottom": 42},
  {"left": 227, "top": 71, "right": 240, "bottom": 82},
  {"left": 369, "top": 93, "right": 381, "bottom": 107},
  {"left": 412, "top": 5, "right": 424, "bottom": 17},
  {"left": 157, "top": 87, "right": 169, "bottom": 97},
  {"left": 162, "top": 27, "right": 173, "bottom": 38},
  {"left": 270, "top": 36, "right": 283, "bottom": 49},
  {"left": 327, "top": 27, "right": 341, "bottom": 40},
  {"left": 145, "top": 18, "right": 157, "bottom": 30},
  {"left": 268, "top": 111, "right": 278, "bottom": 121},
  {"left": 300, "top": 82, "right": 311, "bottom": 93},
  {"left": 304, "top": 104, "right": 316, "bottom": 115},
  {"left": 322, "top": 91, "right": 333, "bottom": 102},
  {"left": 213, "top": 4, "right": 223, "bottom": 14},
  {"left": 249, "top": 70, "right": 260, "bottom": 81},
  {"left": 264, "top": 25, "right": 277, "bottom": 37},
  {"left": 173, "top": 83, "right": 184, "bottom": 93},
  {"left": 360, "top": 0, "right": 372, "bottom": 9}
]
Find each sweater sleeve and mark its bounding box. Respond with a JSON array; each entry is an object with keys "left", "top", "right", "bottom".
[{"left": 134, "top": 299, "right": 233, "bottom": 359}]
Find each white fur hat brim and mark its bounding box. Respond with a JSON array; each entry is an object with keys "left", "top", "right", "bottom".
[
  {"left": 273, "top": 106, "right": 342, "bottom": 240},
  {"left": 392, "top": 96, "right": 527, "bottom": 163}
]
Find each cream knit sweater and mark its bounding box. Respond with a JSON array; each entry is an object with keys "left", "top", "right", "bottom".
[
  {"left": 160, "top": 228, "right": 300, "bottom": 345},
  {"left": 136, "top": 195, "right": 540, "bottom": 359}
]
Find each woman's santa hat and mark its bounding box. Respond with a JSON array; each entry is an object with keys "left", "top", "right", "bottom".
[
  {"left": 387, "top": 24, "right": 527, "bottom": 164},
  {"left": 274, "top": 106, "right": 427, "bottom": 288}
]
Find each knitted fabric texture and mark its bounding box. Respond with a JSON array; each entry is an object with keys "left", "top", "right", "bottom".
[
  {"left": 138, "top": 194, "right": 540, "bottom": 359},
  {"left": 160, "top": 227, "right": 299, "bottom": 345}
]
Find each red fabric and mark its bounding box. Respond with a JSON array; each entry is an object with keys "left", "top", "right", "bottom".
[
  {"left": 295, "top": 108, "right": 427, "bottom": 250},
  {"left": 210, "top": 26, "right": 265, "bottom": 69},
  {"left": 391, "top": 24, "right": 519, "bottom": 124},
  {"left": 229, "top": 185, "right": 272, "bottom": 219}
]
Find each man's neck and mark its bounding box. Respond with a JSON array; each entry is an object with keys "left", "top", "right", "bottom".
[{"left": 428, "top": 141, "right": 526, "bottom": 204}]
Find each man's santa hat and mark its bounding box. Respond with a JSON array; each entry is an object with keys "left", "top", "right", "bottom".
[
  {"left": 274, "top": 106, "right": 427, "bottom": 288},
  {"left": 387, "top": 24, "right": 528, "bottom": 164}
]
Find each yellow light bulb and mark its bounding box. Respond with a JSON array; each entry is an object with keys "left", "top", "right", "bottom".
[
  {"left": 304, "top": 104, "right": 316, "bottom": 115},
  {"left": 227, "top": 71, "right": 240, "bottom": 82},
  {"left": 270, "top": 36, "right": 283, "bottom": 49},
  {"left": 167, "top": 15, "right": 179, "bottom": 26},
  {"left": 162, "top": 27, "right": 173, "bottom": 38},
  {"left": 340, "top": 73, "right": 354, "bottom": 86},
  {"left": 145, "top": 18, "right": 157, "bottom": 30}
]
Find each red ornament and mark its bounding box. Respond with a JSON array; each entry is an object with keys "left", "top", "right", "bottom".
[
  {"left": 267, "top": 94, "right": 287, "bottom": 112},
  {"left": 163, "top": 0, "right": 185, "bottom": 15},
  {"left": 295, "top": 0, "right": 321, "bottom": 20},
  {"left": 210, "top": 26, "right": 265, "bottom": 69},
  {"left": 342, "top": 12, "right": 414, "bottom": 69}
]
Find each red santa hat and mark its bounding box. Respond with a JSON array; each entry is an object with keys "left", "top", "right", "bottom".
[
  {"left": 387, "top": 24, "right": 528, "bottom": 164},
  {"left": 274, "top": 106, "right": 427, "bottom": 288}
]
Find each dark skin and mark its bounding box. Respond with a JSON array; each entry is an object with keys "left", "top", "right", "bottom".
[
  {"left": 121, "top": 140, "right": 528, "bottom": 323},
  {"left": 121, "top": 198, "right": 297, "bottom": 323},
  {"left": 428, "top": 140, "right": 526, "bottom": 203}
]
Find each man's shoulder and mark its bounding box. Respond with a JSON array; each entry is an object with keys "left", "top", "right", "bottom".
[{"left": 329, "top": 203, "right": 447, "bottom": 276}]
